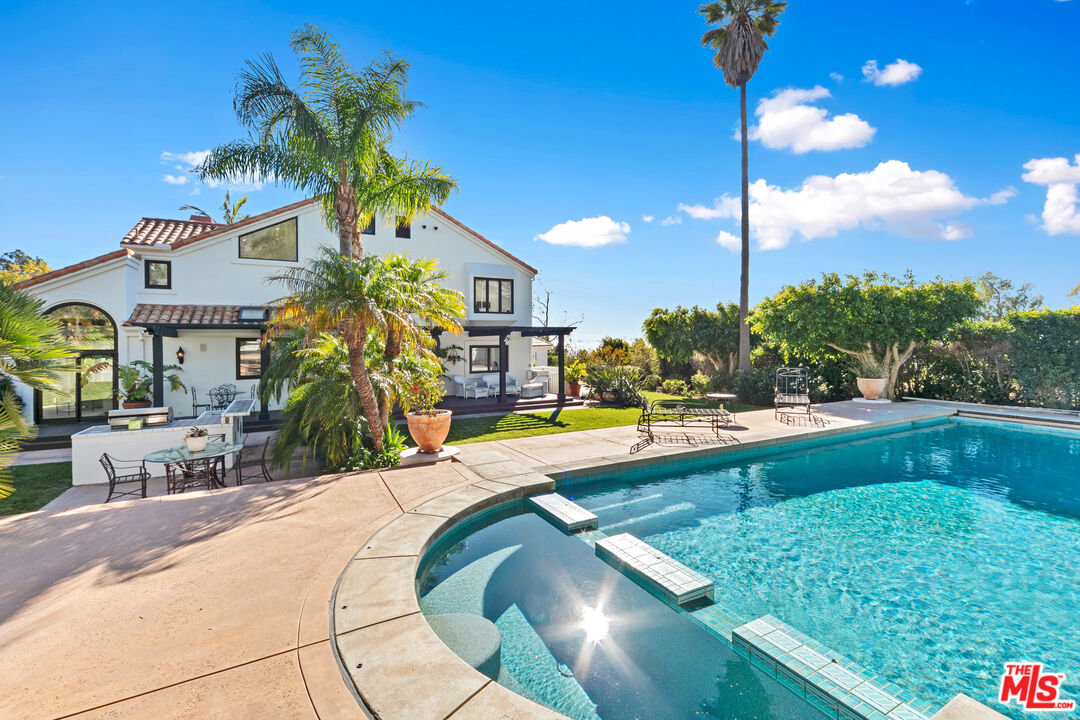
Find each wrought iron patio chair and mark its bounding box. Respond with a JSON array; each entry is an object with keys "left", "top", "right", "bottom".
[
  {"left": 235, "top": 436, "right": 274, "bottom": 485},
  {"left": 209, "top": 384, "right": 237, "bottom": 410},
  {"left": 165, "top": 458, "right": 217, "bottom": 494},
  {"left": 775, "top": 367, "right": 813, "bottom": 419},
  {"left": 99, "top": 454, "right": 150, "bottom": 503},
  {"left": 191, "top": 388, "right": 211, "bottom": 417}
]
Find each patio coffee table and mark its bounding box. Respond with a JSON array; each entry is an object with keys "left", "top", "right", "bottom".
[{"left": 145, "top": 441, "right": 245, "bottom": 489}]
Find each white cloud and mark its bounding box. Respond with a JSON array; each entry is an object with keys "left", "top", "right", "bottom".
[
  {"left": 941, "top": 223, "right": 973, "bottom": 241},
  {"left": 862, "top": 59, "right": 923, "bottom": 86},
  {"left": 715, "top": 231, "right": 741, "bottom": 252},
  {"left": 660, "top": 215, "right": 683, "bottom": 226},
  {"left": 983, "top": 187, "right": 1017, "bottom": 205},
  {"left": 678, "top": 160, "right": 981, "bottom": 250},
  {"left": 748, "top": 86, "right": 875, "bottom": 154},
  {"left": 1022, "top": 154, "right": 1080, "bottom": 235},
  {"left": 829, "top": 72, "right": 845, "bottom": 83},
  {"left": 162, "top": 174, "right": 189, "bottom": 185},
  {"left": 535, "top": 216, "right": 630, "bottom": 248},
  {"left": 161, "top": 150, "right": 211, "bottom": 168},
  {"left": 642, "top": 215, "right": 654, "bottom": 223}
]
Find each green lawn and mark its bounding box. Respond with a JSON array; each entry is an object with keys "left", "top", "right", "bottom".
[
  {"left": 0, "top": 462, "right": 72, "bottom": 516},
  {"left": 445, "top": 393, "right": 762, "bottom": 445}
]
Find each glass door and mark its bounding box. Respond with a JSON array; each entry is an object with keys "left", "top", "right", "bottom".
[{"left": 79, "top": 355, "right": 115, "bottom": 419}]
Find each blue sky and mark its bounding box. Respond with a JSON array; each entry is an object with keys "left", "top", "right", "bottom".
[{"left": 2, "top": 0, "right": 1078, "bottom": 346}]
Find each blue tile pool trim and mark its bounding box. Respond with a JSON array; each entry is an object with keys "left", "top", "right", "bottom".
[{"left": 731, "top": 615, "right": 938, "bottom": 720}]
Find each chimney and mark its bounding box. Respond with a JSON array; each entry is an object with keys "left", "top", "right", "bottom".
[{"left": 190, "top": 214, "right": 213, "bottom": 223}]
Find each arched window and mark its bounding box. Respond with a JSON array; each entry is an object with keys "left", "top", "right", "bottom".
[{"left": 37, "top": 303, "right": 118, "bottom": 423}]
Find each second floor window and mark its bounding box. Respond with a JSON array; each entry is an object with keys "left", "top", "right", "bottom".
[
  {"left": 239, "top": 218, "right": 298, "bottom": 262},
  {"left": 145, "top": 260, "right": 171, "bottom": 289},
  {"left": 395, "top": 217, "right": 411, "bottom": 238},
  {"left": 474, "top": 277, "right": 513, "bottom": 314}
]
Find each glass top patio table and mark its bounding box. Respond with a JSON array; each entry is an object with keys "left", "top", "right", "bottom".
[{"left": 144, "top": 441, "right": 245, "bottom": 464}]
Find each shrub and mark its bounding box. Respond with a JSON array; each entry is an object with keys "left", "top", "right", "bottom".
[
  {"left": 660, "top": 378, "right": 689, "bottom": 396},
  {"left": 706, "top": 369, "right": 735, "bottom": 392},
  {"left": 690, "top": 372, "right": 710, "bottom": 396},
  {"left": 641, "top": 374, "right": 662, "bottom": 391},
  {"left": 337, "top": 427, "right": 407, "bottom": 471},
  {"left": 734, "top": 368, "right": 776, "bottom": 407},
  {"left": 587, "top": 365, "right": 644, "bottom": 407}
]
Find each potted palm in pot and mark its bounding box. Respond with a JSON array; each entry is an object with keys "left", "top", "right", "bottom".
[
  {"left": 117, "top": 360, "right": 186, "bottom": 408},
  {"left": 566, "top": 361, "right": 586, "bottom": 396},
  {"left": 401, "top": 373, "right": 452, "bottom": 454}
]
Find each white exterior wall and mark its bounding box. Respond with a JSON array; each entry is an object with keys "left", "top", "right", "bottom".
[{"left": 18, "top": 203, "right": 537, "bottom": 422}]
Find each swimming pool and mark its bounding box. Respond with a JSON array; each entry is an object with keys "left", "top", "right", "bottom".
[{"left": 418, "top": 418, "right": 1080, "bottom": 719}]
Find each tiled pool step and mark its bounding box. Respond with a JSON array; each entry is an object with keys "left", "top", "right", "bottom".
[
  {"left": 528, "top": 493, "right": 598, "bottom": 532},
  {"left": 594, "top": 532, "right": 714, "bottom": 606},
  {"left": 732, "top": 616, "right": 936, "bottom": 720}
]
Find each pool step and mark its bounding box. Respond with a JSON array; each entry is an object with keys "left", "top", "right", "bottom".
[
  {"left": 594, "top": 533, "right": 714, "bottom": 607},
  {"left": 528, "top": 494, "right": 598, "bottom": 532},
  {"left": 732, "top": 615, "right": 934, "bottom": 720}
]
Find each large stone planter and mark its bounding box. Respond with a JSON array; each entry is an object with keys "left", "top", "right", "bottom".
[
  {"left": 184, "top": 434, "right": 210, "bottom": 452},
  {"left": 406, "top": 409, "right": 453, "bottom": 454},
  {"left": 856, "top": 377, "right": 888, "bottom": 401}
]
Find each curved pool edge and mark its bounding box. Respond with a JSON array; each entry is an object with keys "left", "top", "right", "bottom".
[{"left": 330, "top": 459, "right": 575, "bottom": 720}]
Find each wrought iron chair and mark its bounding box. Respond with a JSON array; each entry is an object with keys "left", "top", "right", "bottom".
[
  {"left": 191, "top": 388, "right": 211, "bottom": 417},
  {"left": 209, "top": 384, "right": 237, "bottom": 410},
  {"left": 235, "top": 436, "right": 274, "bottom": 485},
  {"left": 165, "top": 459, "right": 218, "bottom": 494},
  {"left": 775, "top": 367, "right": 813, "bottom": 419},
  {"left": 99, "top": 454, "right": 150, "bottom": 502}
]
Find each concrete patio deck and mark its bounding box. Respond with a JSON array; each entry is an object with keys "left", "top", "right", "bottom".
[{"left": 2, "top": 401, "right": 987, "bottom": 720}]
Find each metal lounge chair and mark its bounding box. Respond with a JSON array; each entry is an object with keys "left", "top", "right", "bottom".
[
  {"left": 775, "top": 367, "right": 812, "bottom": 419},
  {"left": 99, "top": 454, "right": 150, "bottom": 502},
  {"left": 235, "top": 436, "right": 274, "bottom": 485}
]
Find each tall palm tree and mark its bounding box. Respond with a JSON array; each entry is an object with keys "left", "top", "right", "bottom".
[
  {"left": 0, "top": 285, "right": 76, "bottom": 497},
  {"left": 270, "top": 249, "right": 463, "bottom": 451},
  {"left": 699, "top": 1, "right": 787, "bottom": 372},
  {"left": 197, "top": 24, "right": 455, "bottom": 257}
]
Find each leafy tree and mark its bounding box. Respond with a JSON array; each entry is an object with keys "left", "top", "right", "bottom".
[
  {"left": 1069, "top": 283, "right": 1079, "bottom": 297},
  {"left": 0, "top": 250, "right": 50, "bottom": 286},
  {"left": 699, "top": 0, "right": 787, "bottom": 372},
  {"left": 198, "top": 25, "right": 455, "bottom": 257},
  {"left": 593, "top": 337, "right": 630, "bottom": 366},
  {"left": 270, "top": 249, "right": 463, "bottom": 451},
  {"left": 627, "top": 338, "right": 659, "bottom": 375},
  {"left": 642, "top": 302, "right": 740, "bottom": 372},
  {"left": 179, "top": 190, "right": 250, "bottom": 224},
  {"left": 752, "top": 272, "right": 981, "bottom": 399},
  {"left": 0, "top": 285, "right": 76, "bottom": 497},
  {"left": 975, "top": 272, "right": 1043, "bottom": 320},
  {"left": 1007, "top": 307, "right": 1080, "bottom": 408}
]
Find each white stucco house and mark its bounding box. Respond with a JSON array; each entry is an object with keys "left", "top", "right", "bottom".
[{"left": 14, "top": 198, "right": 573, "bottom": 426}]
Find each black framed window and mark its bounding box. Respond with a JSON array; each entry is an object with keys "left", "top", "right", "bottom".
[
  {"left": 395, "top": 217, "right": 411, "bottom": 238},
  {"left": 145, "top": 260, "right": 171, "bottom": 289},
  {"left": 469, "top": 345, "right": 501, "bottom": 373},
  {"left": 236, "top": 338, "right": 263, "bottom": 379},
  {"left": 239, "top": 218, "right": 298, "bottom": 261},
  {"left": 473, "top": 277, "right": 514, "bottom": 314},
  {"left": 361, "top": 216, "right": 375, "bottom": 235}
]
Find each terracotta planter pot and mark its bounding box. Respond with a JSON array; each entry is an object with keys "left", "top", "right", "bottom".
[
  {"left": 406, "top": 409, "right": 453, "bottom": 454},
  {"left": 568, "top": 382, "right": 582, "bottom": 396},
  {"left": 185, "top": 435, "right": 209, "bottom": 452},
  {"left": 601, "top": 391, "right": 617, "bottom": 403},
  {"left": 122, "top": 400, "right": 152, "bottom": 409},
  {"left": 856, "top": 377, "right": 888, "bottom": 401}
]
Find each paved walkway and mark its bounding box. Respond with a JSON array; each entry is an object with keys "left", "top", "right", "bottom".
[{"left": 0, "top": 401, "right": 957, "bottom": 720}]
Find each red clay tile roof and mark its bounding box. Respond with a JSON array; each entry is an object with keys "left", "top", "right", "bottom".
[
  {"left": 123, "top": 304, "right": 265, "bottom": 327},
  {"left": 168, "top": 198, "right": 317, "bottom": 250},
  {"left": 121, "top": 216, "right": 222, "bottom": 246},
  {"left": 13, "top": 249, "right": 134, "bottom": 290}
]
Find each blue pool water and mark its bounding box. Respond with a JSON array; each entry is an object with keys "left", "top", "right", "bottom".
[{"left": 419, "top": 419, "right": 1080, "bottom": 719}]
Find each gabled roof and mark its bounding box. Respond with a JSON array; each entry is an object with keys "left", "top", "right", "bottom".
[
  {"left": 13, "top": 249, "right": 133, "bottom": 290},
  {"left": 432, "top": 208, "right": 537, "bottom": 275},
  {"left": 122, "top": 216, "right": 222, "bottom": 246},
  {"left": 123, "top": 304, "right": 267, "bottom": 328}
]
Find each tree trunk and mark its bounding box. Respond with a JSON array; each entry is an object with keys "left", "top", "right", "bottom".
[
  {"left": 737, "top": 82, "right": 751, "bottom": 373},
  {"left": 337, "top": 170, "right": 360, "bottom": 257},
  {"left": 345, "top": 326, "right": 384, "bottom": 451}
]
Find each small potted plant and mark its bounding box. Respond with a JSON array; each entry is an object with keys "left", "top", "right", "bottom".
[
  {"left": 566, "top": 361, "right": 586, "bottom": 396},
  {"left": 184, "top": 425, "right": 210, "bottom": 452},
  {"left": 401, "top": 373, "right": 452, "bottom": 454},
  {"left": 852, "top": 355, "right": 889, "bottom": 401},
  {"left": 117, "top": 360, "right": 186, "bottom": 408}
]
